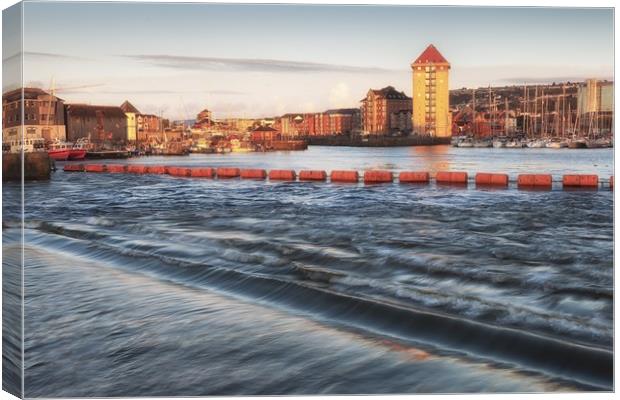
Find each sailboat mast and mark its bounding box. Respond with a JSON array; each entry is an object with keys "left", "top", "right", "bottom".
[
  {"left": 488, "top": 86, "right": 492, "bottom": 137},
  {"left": 504, "top": 97, "right": 509, "bottom": 135},
  {"left": 472, "top": 88, "right": 476, "bottom": 136},
  {"left": 533, "top": 86, "right": 538, "bottom": 137},
  {"left": 561, "top": 85, "right": 566, "bottom": 137},
  {"left": 522, "top": 85, "right": 527, "bottom": 136}
]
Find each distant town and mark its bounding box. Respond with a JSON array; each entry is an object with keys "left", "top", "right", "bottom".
[{"left": 2, "top": 44, "right": 614, "bottom": 160}]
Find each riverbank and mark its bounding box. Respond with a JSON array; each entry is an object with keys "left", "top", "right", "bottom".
[{"left": 305, "top": 135, "right": 450, "bottom": 147}]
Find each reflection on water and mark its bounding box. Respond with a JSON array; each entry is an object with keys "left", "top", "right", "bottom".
[
  {"left": 2, "top": 146, "right": 613, "bottom": 396},
  {"left": 410, "top": 144, "right": 452, "bottom": 172}
]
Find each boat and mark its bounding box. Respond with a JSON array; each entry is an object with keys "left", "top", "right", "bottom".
[
  {"left": 492, "top": 137, "right": 507, "bottom": 148},
  {"left": 505, "top": 139, "right": 526, "bottom": 148},
  {"left": 545, "top": 138, "right": 568, "bottom": 149},
  {"left": 69, "top": 138, "right": 88, "bottom": 160},
  {"left": 568, "top": 139, "right": 587, "bottom": 149},
  {"left": 473, "top": 139, "right": 492, "bottom": 148},
  {"left": 161, "top": 141, "right": 190, "bottom": 156},
  {"left": 586, "top": 138, "right": 612, "bottom": 148},
  {"left": 527, "top": 139, "right": 546, "bottom": 148},
  {"left": 454, "top": 136, "right": 474, "bottom": 148},
  {"left": 47, "top": 139, "right": 73, "bottom": 161}
]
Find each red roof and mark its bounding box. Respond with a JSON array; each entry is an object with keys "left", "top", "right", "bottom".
[{"left": 413, "top": 44, "right": 448, "bottom": 65}]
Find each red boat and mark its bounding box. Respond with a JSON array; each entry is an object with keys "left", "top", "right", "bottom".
[
  {"left": 47, "top": 140, "right": 72, "bottom": 161},
  {"left": 69, "top": 148, "right": 87, "bottom": 160},
  {"left": 47, "top": 143, "right": 71, "bottom": 161},
  {"left": 69, "top": 139, "right": 88, "bottom": 160}
]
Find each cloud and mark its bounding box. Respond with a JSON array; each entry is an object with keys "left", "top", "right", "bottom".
[
  {"left": 90, "top": 89, "right": 246, "bottom": 95},
  {"left": 3, "top": 51, "right": 89, "bottom": 62},
  {"left": 121, "top": 54, "right": 393, "bottom": 74}
]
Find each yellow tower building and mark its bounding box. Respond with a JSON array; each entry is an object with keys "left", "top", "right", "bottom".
[{"left": 411, "top": 44, "right": 451, "bottom": 137}]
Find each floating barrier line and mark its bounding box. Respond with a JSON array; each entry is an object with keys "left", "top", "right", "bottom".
[{"left": 63, "top": 164, "right": 613, "bottom": 190}]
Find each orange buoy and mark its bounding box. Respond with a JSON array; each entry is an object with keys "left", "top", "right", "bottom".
[
  {"left": 147, "top": 165, "right": 168, "bottom": 174},
  {"left": 269, "top": 169, "right": 296, "bottom": 181},
  {"left": 364, "top": 170, "right": 393, "bottom": 184},
  {"left": 127, "top": 165, "right": 148, "bottom": 174},
  {"left": 63, "top": 164, "right": 84, "bottom": 172},
  {"left": 167, "top": 166, "right": 191, "bottom": 177},
  {"left": 331, "top": 170, "right": 359, "bottom": 183},
  {"left": 398, "top": 171, "right": 430, "bottom": 184},
  {"left": 216, "top": 167, "right": 240, "bottom": 178},
  {"left": 299, "top": 170, "right": 327, "bottom": 181},
  {"left": 436, "top": 171, "right": 468, "bottom": 184},
  {"left": 106, "top": 164, "right": 127, "bottom": 174},
  {"left": 517, "top": 174, "right": 553, "bottom": 189},
  {"left": 240, "top": 169, "right": 267, "bottom": 179},
  {"left": 190, "top": 167, "right": 215, "bottom": 178},
  {"left": 610, "top": 176, "right": 614, "bottom": 190},
  {"left": 562, "top": 174, "right": 598, "bottom": 188},
  {"left": 84, "top": 164, "right": 106, "bottom": 173},
  {"left": 475, "top": 173, "right": 509, "bottom": 187}
]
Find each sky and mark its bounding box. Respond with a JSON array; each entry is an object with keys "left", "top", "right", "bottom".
[{"left": 3, "top": 2, "right": 614, "bottom": 119}]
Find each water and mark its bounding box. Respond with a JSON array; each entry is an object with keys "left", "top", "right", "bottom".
[{"left": 2, "top": 146, "right": 613, "bottom": 396}]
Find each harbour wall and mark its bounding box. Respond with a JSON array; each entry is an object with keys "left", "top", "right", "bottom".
[{"left": 3, "top": 152, "right": 52, "bottom": 181}]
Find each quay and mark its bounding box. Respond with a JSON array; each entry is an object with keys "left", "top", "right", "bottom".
[
  {"left": 3, "top": 152, "right": 53, "bottom": 181},
  {"left": 63, "top": 163, "right": 613, "bottom": 190},
  {"left": 306, "top": 135, "right": 450, "bottom": 147}
]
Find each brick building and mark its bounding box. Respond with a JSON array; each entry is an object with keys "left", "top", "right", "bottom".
[
  {"left": 65, "top": 104, "right": 128, "bottom": 144},
  {"left": 2, "top": 87, "right": 66, "bottom": 142},
  {"left": 360, "top": 86, "right": 411, "bottom": 135},
  {"left": 136, "top": 114, "right": 162, "bottom": 142},
  {"left": 250, "top": 125, "right": 279, "bottom": 144},
  {"left": 324, "top": 108, "right": 361, "bottom": 135}
]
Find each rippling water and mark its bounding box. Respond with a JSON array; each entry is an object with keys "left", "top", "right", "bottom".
[{"left": 2, "top": 146, "right": 613, "bottom": 396}]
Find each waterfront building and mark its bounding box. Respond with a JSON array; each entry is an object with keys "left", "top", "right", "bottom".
[
  {"left": 279, "top": 113, "right": 307, "bottom": 137},
  {"left": 577, "top": 79, "right": 613, "bottom": 114},
  {"left": 576, "top": 79, "right": 614, "bottom": 134},
  {"left": 65, "top": 104, "right": 128, "bottom": 144},
  {"left": 411, "top": 44, "right": 451, "bottom": 137},
  {"left": 137, "top": 114, "right": 162, "bottom": 142},
  {"left": 218, "top": 118, "right": 256, "bottom": 133},
  {"left": 195, "top": 109, "right": 213, "bottom": 128},
  {"left": 261, "top": 118, "right": 276, "bottom": 127},
  {"left": 325, "top": 108, "right": 361, "bottom": 135},
  {"left": 2, "top": 87, "right": 66, "bottom": 142},
  {"left": 360, "top": 86, "right": 411, "bottom": 135},
  {"left": 390, "top": 109, "right": 412, "bottom": 134},
  {"left": 313, "top": 112, "right": 331, "bottom": 136},
  {"left": 120, "top": 100, "right": 140, "bottom": 142},
  {"left": 250, "top": 125, "right": 279, "bottom": 144}
]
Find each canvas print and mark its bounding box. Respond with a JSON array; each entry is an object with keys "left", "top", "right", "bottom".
[{"left": 1, "top": 1, "right": 614, "bottom": 397}]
